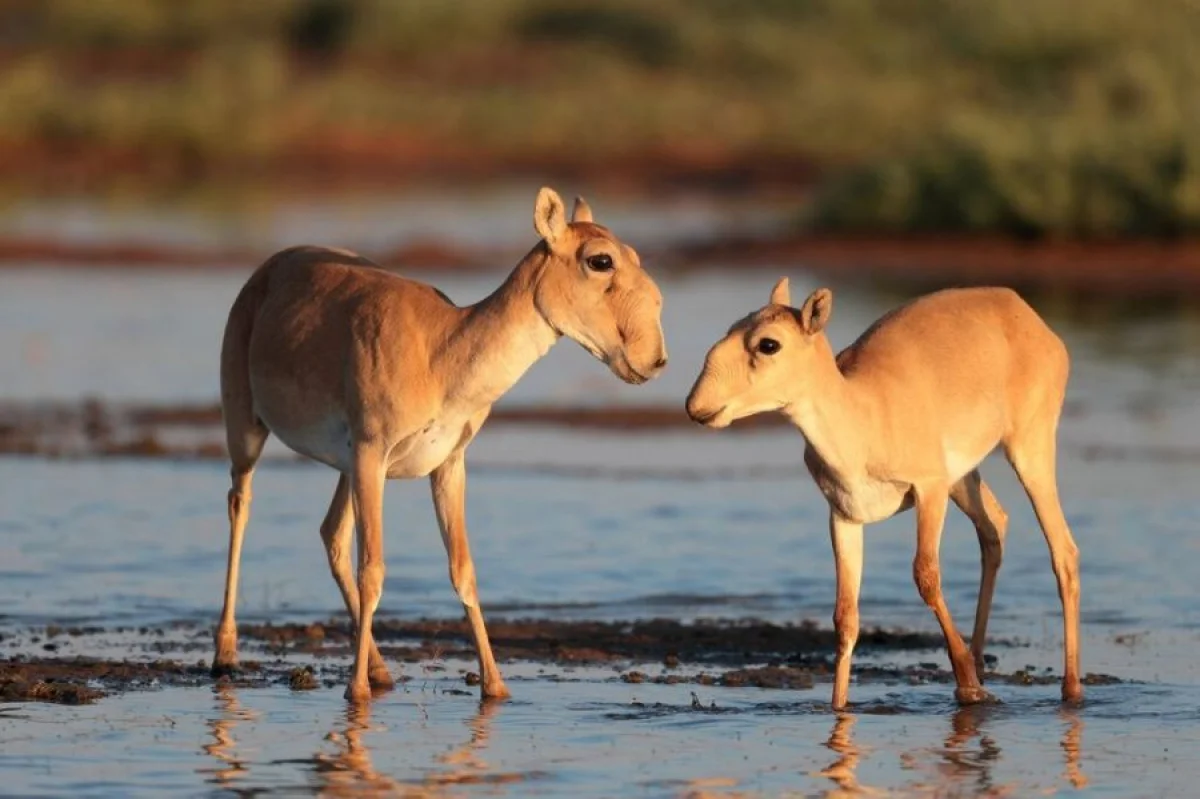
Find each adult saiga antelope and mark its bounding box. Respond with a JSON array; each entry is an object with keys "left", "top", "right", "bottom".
[
  {"left": 213, "top": 188, "right": 667, "bottom": 702},
  {"left": 685, "top": 279, "right": 1081, "bottom": 709}
]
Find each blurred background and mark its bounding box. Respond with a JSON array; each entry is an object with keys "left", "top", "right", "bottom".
[{"left": 1, "top": 0, "right": 1199, "bottom": 232}]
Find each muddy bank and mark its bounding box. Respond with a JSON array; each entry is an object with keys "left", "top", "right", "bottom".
[
  {"left": 5, "top": 398, "right": 1200, "bottom": 468},
  {"left": 236, "top": 616, "right": 956, "bottom": 665},
  {"left": 0, "top": 398, "right": 762, "bottom": 461},
  {"left": 0, "top": 617, "right": 1122, "bottom": 706},
  {"left": 7, "top": 231, "right": 1200, "bottom": 301},
  {"left": 677, "top": 234, "right": 1200, "bottom": 299}
]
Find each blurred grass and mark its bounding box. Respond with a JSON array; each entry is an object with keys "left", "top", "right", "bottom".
[{"left": 0, "top": 0, "right": 1199, "bottom": 236}]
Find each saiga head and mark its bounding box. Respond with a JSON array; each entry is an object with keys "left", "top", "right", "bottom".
[
  {"left": 686, "top": 277, "right": 834, "bottom": 428},
  {"left": 531, "top": 187, "right": 667, "bottom": 384}
]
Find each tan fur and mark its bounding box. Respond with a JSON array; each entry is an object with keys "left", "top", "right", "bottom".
[
  {"left": 687, "top": 279, "right": 1081, "bottom": 710},
  {"left": 213, "top": 188, "right": 667, "bottom": 702}
]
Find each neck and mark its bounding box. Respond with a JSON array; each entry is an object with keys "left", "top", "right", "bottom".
[
  {"left": 437, "top": 249, "right": 560, "bottom": 409},
  {"left": 781, "top": 341, "right": 870, "bottom": 480}
]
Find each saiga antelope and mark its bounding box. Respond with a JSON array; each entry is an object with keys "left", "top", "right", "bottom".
[
  {"left": 213, "top": 188, "right": 667, "bottom": 702},
  {"left": 686, "top": 279, "right": 1081, "bottom": 709}
]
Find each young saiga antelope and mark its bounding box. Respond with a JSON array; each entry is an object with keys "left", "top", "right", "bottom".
[
  {"left": 214, "top": 188, "right": 667, "bottom": 702},
  {"left": 686, "top": 279, "right": 1081, "bottom": 709}
]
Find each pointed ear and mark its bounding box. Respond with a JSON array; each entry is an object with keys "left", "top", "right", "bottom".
[
  {"left": 799, "top": 288, "right": 834, "bottom": 335},
  {"left": 571, "top": 196, "right": 594, "bottom": 223},
  {"left": 534, "top": 187, "right": 567, "bottom": 245},
  {"left": 769, "top": 276, "right": 790, "bottom": 307}
]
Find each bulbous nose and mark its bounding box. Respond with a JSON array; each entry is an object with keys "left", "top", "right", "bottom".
[{"left": 653, "top": 356, "right": 668, "bottom": 371}]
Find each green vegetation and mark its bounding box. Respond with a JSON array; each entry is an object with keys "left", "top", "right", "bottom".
[{"left": 1, "top": 0, "right": 1199, "bottom": 235}]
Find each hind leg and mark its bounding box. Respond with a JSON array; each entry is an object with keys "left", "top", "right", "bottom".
[
  {"left": 912, "top": 484, "right": 991, "bottom": 705},
  {"left": 950, "top": 470, "right": 1009, "bottom": 680},
  {"left": 320, "top": 476, "right": 393, "bottom": 689},
  {"left": 212, "top": 418, "right": 268, "bottom": 676},
  {"left": 1006, "top": 426, "right": 1083, "bottom": 703}
]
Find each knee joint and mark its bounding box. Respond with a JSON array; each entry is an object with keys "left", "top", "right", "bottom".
[
  {"left": 913, "top": 558, "right": 942, "bottom": 606},
  {"left": 358, "top": 561, "right": 385, "bottom": 592},
  {"left": 227, "top": 488, "right": 251, "bottom": 520},
  {"left": 833, "top": 606, "right": 859, "bottom": 646},
  {"left": 449, "top": 559, "right": 479, "bottom": 609}
]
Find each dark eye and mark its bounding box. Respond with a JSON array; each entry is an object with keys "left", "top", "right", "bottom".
[
  {"left": 586, "top": 254, "right": 613, "bottom": 272},
  {"left": 757, "top": 338, "right": 781, "bottom": 355}
]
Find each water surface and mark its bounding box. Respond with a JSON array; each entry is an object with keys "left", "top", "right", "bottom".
[{"left": 3, "top": 264, "right": 1200, "bottom": 795}]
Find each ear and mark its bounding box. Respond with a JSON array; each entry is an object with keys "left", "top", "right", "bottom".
[
  {"left": 768, "top": 276, "right": 790, "bottom": 307},
  {"left": 571, "top": 196, "right": 594, "bottom": 223},
  {"left": 534, "top": 187, "right": 567, "bottom": 245},
  {"left": 799, "top": 288, "right": 834, "bottom": 335}
]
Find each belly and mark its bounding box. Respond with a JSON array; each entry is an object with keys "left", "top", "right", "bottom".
[
  {"left": 268, "top": 414, "right": 354, "bottom": 473},
  {"left": 385, "top": 422, "right": 464, "bottom": 479}
]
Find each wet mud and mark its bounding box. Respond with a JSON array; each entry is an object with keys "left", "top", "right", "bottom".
[
  {"left": 0, "top": 399, "right": 775, "bottom": 460},
  {"left": 7, "top": 228, "right": 1200, "bottom": 304},
  {"left": 0, "top": 617, "right": 1120, "bottom": 706},
  {"left": 4, "top": 398, "right": 1198, "bottom": 467}
]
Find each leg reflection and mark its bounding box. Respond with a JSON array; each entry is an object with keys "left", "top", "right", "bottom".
[
  {"left": 314, "top": 701, "right": 399, "bottom": 796},
  {"left": 938, "top": 705, "right": 1001, "bottom": 793},
  {"left": 817, "top": 712, "right": 883, "bottom": 796},
  {"left": 314, "top": 698, "right": 508, "bottom": 795},
  {"left": 432, "top": 698, "right": 500, "bottom": 776},
  {"left": 1059, "top": 708, "right": 1088, "bottom": 789},
  {"left": 199, "top": 685, "right": 259, "bottom": 785}
]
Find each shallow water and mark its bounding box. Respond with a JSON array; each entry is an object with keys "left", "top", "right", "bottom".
[
  {"left": 3, "top": 679, "right": 1198, "bottom": 797},
  {"left": 3, "top": 259, "right": 1200, "bottom": 793}
]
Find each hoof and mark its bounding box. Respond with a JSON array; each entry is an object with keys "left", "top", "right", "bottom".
[
  {"left": 368, "top": 667, "right": 396, "bottom": 691},
  {"left": 954, "top": 685, "right": 997, "bottom": 705},
  {"left": 210, "top": 658, "right": 238, "bottom": 679},
  {"left": 1062, "top": 681, "right": 1084, "bottom": 705},
  {"left": 344, "top": 682, "right": 372, "bottom": 704},
  {"left": 481, "top": 680, "right": 511, "bottom": 701}
]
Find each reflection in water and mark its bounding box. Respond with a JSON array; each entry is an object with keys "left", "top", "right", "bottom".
[
  {"left": 313, "top": 699, "right": 512, "bottom": 796},
  {"left": 313, "top": 702, "right": 399, "bottom": 796},
  {"left": 892, "top": 705, "right": 1090, "bottom": 796},
  {"left": 817, "top": 713, "right": 882, "bottom": 797},
  {"left": 424, "top": 699, "right": 508, "bottom": 788},
  {"left": 938, "top": 706, "right": 1003, "bottom": 794},
  {"left": 198, "top": 686, "right": 258, "bottom": 786},
  {"left": 1059, "top": 709, "right": 1089, "bottom": 789}
]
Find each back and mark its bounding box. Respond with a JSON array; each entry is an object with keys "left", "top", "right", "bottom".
[
  {"left": 836, "top": 287, "right": 1068, "bottom": 436},
  {"left": 242, "top": 245, "right": 463, "bottom": 432}
]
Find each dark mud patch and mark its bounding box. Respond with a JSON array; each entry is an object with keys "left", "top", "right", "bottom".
[
  {"left": 235, "top": 616, "right": 959, "bottom": 668},
  {"left": 0, "top": 656, "right": 209, "bottom": 705},
  {"left": 0, "top": 654, "right": 360, "bottom": 705},
  {"left": 4, "top": 399, "right": 1195, "bottom": 469},
  {"left": 0, "top": 618, "right": 1123, "bottom": 705}
]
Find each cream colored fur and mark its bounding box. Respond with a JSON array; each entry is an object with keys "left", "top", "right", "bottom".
[
  {"left": 687, "top": 278, "right": 1081, "bottom": 710},
  {"left": 214, "top": 188, "right": 667, "bottom": 702}
]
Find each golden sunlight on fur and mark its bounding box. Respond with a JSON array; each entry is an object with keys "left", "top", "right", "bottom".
[
  {"left": 687, "top": 278, "right": 1081, "bottom": 710},
  {"left": 213, "top": 187, "right": 667, "bottom": 703}
]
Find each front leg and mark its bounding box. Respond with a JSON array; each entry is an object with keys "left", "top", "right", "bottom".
[
  {"left": 830, "top": 514, "right": 864, "bottom": 710},
  {"left": 431, "top": 450, "right": 510, "bottom": 700}
]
